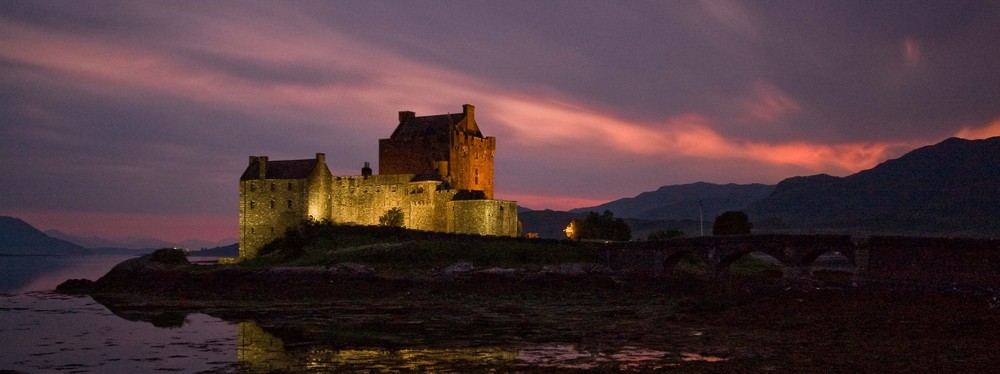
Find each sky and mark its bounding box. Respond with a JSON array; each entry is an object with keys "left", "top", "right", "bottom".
[{"left": 2, "top": 1, "right": 1000, "bottom": 243}]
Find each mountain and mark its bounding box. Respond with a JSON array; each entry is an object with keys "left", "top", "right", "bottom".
[
  {"left": 45, "top": 229, "right": 237, "bottom": 251},
  {"left": 749, "top": 137, "right": 1000, "bottom": 237},
  {"left": 44, "top": 230, "right": 173, "bottom": 249},
  {"left": 0, "top": 216, "right": 92, "bottom": 255},
  {"left": 570, "top": 182, "right": 774, "bottom": 221}
]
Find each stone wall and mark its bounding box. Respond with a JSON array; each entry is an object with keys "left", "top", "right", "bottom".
[
  {"left": 448, "top": 133, "right": 496, "bottom": 199},
  {"left": 378, "top": 134, "right": 449, "bottom": 176},
  {"left": 239, "top": 178, "right": 310, "bottom": 259},
  {"left": 448, "top": 199, "right": 520, "bottom": 237},
  {"left": 328, "top": 175, "right": 462, "bottom": 231}
]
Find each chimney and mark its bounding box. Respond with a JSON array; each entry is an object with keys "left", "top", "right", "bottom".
[
  {"left": 361, "top": 161, "right": 372, "bottom": 177},
  {"left": 316, "top": 153, "right": 326, "bottom": 164},
  {"left": 258, "top": 156, "right": 268, "bottom": 179},
  {"left": 462, "top": 104, "right": 475, "bottom": 121},
  {"left": 398, "top": 111, "right": 415, "bottom": 124}
]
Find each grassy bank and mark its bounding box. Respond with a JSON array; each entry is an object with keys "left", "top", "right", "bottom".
[{"left": 242, "top": 221, "right": 603, "bottom": 271}]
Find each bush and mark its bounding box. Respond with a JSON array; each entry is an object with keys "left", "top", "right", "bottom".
[{"left": 148, "top": 248, "right": 189, "bottom": 265}]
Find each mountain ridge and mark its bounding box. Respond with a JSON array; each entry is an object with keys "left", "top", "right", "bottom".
[{"left": 0, "top": 216, "right": 92, "bottom": 255}]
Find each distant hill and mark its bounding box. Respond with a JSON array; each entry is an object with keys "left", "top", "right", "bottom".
[
  {"left": 570, "top": 182, "right": 774, "bottom": 221},
  {"left": 45, "top": 229, "right": 237, "bottom": 251},
  {"left": 749, "top": 137, "right": 1000, "bottom": 237},
  {"left": 0, "top": 216, "right": 92, "bottom": 255}
]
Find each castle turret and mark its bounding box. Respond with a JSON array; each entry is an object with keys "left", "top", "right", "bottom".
[{"left": 361, "top": 161, "right": 372, "bottom": 177}]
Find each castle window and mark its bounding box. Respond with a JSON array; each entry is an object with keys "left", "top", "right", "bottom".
[
  {"left": 270, "top": 200, "right": 275, "bottom": 209},
  {"left": 250, "top": 201, "right": 255, "bottom": 209},
  {"left": 270, "top": 183, "right": 276, "bottom": 192},
  {"left": 250, "top": 183, "right": 256, "bottom": 192},
  {"left": 251, "top": 227, "right": 255, "bottom": 234},
  {"left": 287, "top": 200, "right": 293, "bottom": 209},
  {"left": 287, "top": 182, "right": 293, "bottom": 191},
  {"left": 392, "top": 185, "right": 397, "bottom": 192},
  {"left": 270, "top": 227, "right": 275, "bottom": 234}
]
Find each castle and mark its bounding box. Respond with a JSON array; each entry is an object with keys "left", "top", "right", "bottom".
[{"left": 237, "top": 104, "right": 520, "bottom": 259}]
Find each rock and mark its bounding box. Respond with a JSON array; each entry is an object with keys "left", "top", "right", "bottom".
[
  {"left": 539, "top": 263, "right": 614, "bottom": 277},
  {"left": 478, "top": 267, "right": 523, "bottom": 276},
  {"left": 328, "top": 262, "right": 376, "bottom": 278},
  {"left": 55, "top": 278, "right": 95, "bottom": 294},
  {"left": 440, "top": 262, "right": 474, "bottom": 275}
]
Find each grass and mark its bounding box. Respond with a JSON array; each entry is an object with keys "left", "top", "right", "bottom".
[
  {"left": 239, "top": 221, "right": 602, "bottom": 272},
  {"left": 236, "top": 221, "right": 786, "bottom": 279}
]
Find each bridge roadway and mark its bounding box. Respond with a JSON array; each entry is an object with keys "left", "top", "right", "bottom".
[{"left": 597, "top": 234, "right": 1000, "bottom": 285}]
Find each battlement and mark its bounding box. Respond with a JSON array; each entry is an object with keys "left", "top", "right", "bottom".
[{"left": 237, "top": 105, "right": 517, "bottom": 260}]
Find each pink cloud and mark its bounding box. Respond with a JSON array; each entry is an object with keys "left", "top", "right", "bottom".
[
  {"left": 498, "top": 193, "right": 610, "bottom": 212},
  {"left": 955, "top": 117, "right": 1000, "bottom": 140},
  {"left": 739, "top": 81, "right": 801, "bottom": 123},
  {"left": 903, "top": 38, "right": 921, "bottom": 66}
]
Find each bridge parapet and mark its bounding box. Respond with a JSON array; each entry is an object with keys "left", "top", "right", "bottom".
[
  {"left": 598, "top": 235, "right": 1000, "bottom": 286},
  {"left": 603, "top": 234, "right": 855, "bottom": 279}
]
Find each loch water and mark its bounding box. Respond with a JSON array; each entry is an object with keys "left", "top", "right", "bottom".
[
  {"left": 0, "top": 255, "right": 239, "bottom": 373},
  {"left": 0, "top": 254, "right": 728, "bottom": 372}
]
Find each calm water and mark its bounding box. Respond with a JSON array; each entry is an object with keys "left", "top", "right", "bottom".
[
  {"left": 0, "top": 255, "right": 239, "bottom": 373},
  {"left": 1, "top": 255, "right": 728, "bottom": 372}
]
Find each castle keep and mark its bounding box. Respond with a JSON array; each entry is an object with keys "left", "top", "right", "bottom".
[{"left": 238, "top": 104, "right": 520, "bottom": 259}]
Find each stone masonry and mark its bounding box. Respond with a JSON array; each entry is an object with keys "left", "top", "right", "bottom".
[{"left": 237, "top": 104, "right": 520, "bottom": 260}]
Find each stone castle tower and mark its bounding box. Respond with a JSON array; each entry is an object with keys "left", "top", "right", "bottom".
[
  {"left": 237, "top": 104, "right": 519, "bottom": 260},
  {"left": 379, "top": 104, "right": 495, "bottom": 199}
]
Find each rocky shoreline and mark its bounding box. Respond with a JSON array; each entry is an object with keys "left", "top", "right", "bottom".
[{"left": 54, "top": 249, "right": 1000, "bottom": 371}]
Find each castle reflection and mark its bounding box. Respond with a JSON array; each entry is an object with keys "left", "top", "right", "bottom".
[
  {"left": 237, "top": 321, "right": 520, "bottom": 371},
  {"left": 236, "top": 321, "right": 721, "bottom": 371}
]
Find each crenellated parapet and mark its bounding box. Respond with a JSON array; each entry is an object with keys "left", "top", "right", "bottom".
[{"left": 235, "top": 105, "right": 519, "bottom": 261}]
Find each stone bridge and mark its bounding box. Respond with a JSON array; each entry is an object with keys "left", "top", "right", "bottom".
[{"left": 597, "top": 234, "right": 1000, "bottom": 286}]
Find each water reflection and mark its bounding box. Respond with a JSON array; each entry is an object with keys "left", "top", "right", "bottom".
[{"left": 234, "top": 320, "right": 728, "bottom": 371}]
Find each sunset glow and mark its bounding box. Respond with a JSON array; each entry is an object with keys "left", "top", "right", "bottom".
[{"left": 2, "top": 2, "right": 999, "bottom": 242}]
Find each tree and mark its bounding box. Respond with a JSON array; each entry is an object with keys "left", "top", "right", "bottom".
[
  {"left": 378, "top": 207, "right": 405, "bottom": 227},
  {"left": 567, "top": 210, "right": 631, "bottom": 241},
  {"left": 712, "top": 211, "right": 752, "bottom": 235}
]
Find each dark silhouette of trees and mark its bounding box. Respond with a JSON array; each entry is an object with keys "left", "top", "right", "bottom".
[
  {"left": 568, "top": 210, "right": 631, "bottom": 241},
  {"left": 379, "top": 207, "right": 405, "bottom": 227},
  {"left": 712, "top": 211, "right": 752, "bottom": 235}
]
